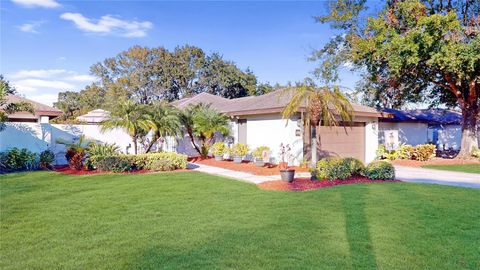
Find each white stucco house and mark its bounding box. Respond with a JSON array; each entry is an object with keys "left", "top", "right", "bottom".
[
  {"left": 379, "top": 108, "right": 480, "bottom": 151},
  {"left": 172, "top": 89, "right": 383, "bottom": 164}
]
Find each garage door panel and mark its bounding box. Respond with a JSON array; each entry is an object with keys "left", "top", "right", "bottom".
[{"left": 317, "top": 124, "right": 366, "bottom": 162}]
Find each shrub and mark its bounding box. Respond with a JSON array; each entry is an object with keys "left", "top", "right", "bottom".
[
  {"left": 92, "top": 152, "right": 187, "bottom": 172},
  {"left": 365, "top": 161, "right": 395, "bottom": 180},
  {"left": 229, "top": 143, "right": 249, "bottom": 157},
  {"left": 376, "top": 144, "right": 388, "bottom": 160},
  {"left": 414, "top": 144, "right": 436, "bottom": 161},
  {"left": 316, "top": 157, "right": 351, "bottom": 180},
  {"left": 87, "top": 142, "right": 120, "bottom": 157},
  {"left": 95, "top": 156, "right": 133, "bottom": 173},
  {"left": 252, "top": 146, "right": 270, "bottom": 161},
  {"left": 211, "top": 142, "right": 227, "bottom": 156},
  {"left": 39, "top": 150, "right": 55, "bottom": 169},
  {"left": 69, "top": 152, "right": 85, "bottom": 170},
  {"left": 0, "top": 148, "right": 38, "bottom": 172},
  {"left": 342, "top": 157, "right": 365, "bottom": 176},
  {"left": 397, "top": 144, "right": 415, "bottom": 160}
]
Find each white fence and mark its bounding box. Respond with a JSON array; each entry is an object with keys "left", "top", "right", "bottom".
[{"left": 0, "top": 123, "right": 197, "bottom": 165}]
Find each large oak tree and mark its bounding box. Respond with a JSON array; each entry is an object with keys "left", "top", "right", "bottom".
[{"left": 314, "top": 0, "right": 479, "bottom": 156}]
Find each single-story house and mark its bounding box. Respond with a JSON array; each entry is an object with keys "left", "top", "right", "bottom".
[
  {"left": 379, "top": 108, "right": 480, "bottom": 150},
  {"left": 76, "top": 109, "right": 110, "bottom": 124},
  {"left": 2, "top": 94, "right": 62, "bottom": 123},
  {"left": 172, "top": 89, "right": 383, "bottom": 164}
]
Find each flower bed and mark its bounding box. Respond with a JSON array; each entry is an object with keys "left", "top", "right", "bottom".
[
  {"left": 189, "top": 157, "right": 308, "bottom": 176},
  {"left": 258, "top": 177, "right": 399, "bottom": 191}
]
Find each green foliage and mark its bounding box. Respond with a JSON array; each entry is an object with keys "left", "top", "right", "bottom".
[
  {"left": 376, "top": 144, "right": 388, "bottom": 160},
  {"left": 342, "top": 157, "right": 365, "bottom": 176},
  {"left": 414, "top": 144, "right": 436, "bottom": 161},
  {"left": 365, "top": 161, "right": 396, "bottom": 180},
  {"left": 252, "top": 146, "right": 271, "bottom": 160},
  {"left": 145, "top": 101, "right": 181, "bottom": 153},
  {"left": 316, "top": 157, "right": 351, "bottom": 181},
  {"left": 0, "top": 148, "right": 38, "bottom": 172},
  {"left": 87, "top": 142, "right": 120, "bottom": 157},
  {"left": 181, "top": 104, "right": 230, "bottom": 157},
  {"left": 39, "top": 150, "right": 55, "bottom": 169},
  {"left": 91, "top": 152, "right": 187, "bottom": 172},
  {"left": 211, "top": 142, "right": 227, "bottom": 156},
  {"left": 229, "top": 143, "right": 249, "bottom": 158},
  {"left": 397, "top": 144, "right": 415, "bottom": 160}
]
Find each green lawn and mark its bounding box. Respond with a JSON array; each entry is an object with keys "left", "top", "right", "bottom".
[
  {"left": 421, "top": 164, "right": 480, "bottom": 174},
  {"left": 1, "top": 172, "right": 479, "bottom": 270}
]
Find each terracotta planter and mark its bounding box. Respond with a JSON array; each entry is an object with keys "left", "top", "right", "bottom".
[
  {"left": 280, "top": 169, "right": 295, "bottom": 182},
  {"left": 214, "top": 155, "right": 223, "bottom": 161},
  {"left": 233, "top": 156, "right": 243, "bottom": 164},
  {"left": 279, "top": 162, "right": 288, "bottom": 170}
]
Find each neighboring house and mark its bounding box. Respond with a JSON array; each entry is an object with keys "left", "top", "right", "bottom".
[
  {"left": 379, "top": 108, "right": 480, "bottom": 150},
  {"left": 173, "top": 89, "right": 383, "bottom": 164},
  {"left": 3, "top": 94, "right": 62, "bottom": 123},
  {"left": 76, "top": 109, "right": 110, "bottom": 124}
]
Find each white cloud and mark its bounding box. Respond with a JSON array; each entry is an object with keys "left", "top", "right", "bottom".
[
  {"left": 18, "top": 21, "right": 45, "bottom": 33},
  {"left": 60, "top": 12, "right": 153, "bottom": 38},
  {"left": 11, "top": 0, "right": 60, "bottom": 8},
  {"left": 6, "top": 69, "right": 97, "bottom": 106}
]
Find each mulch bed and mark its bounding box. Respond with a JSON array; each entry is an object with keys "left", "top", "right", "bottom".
[
  {"left": 257, "top": 177, "right": 399, "bottom": 191},
  {"left": 189, "top": 157, "right": 309, "bottom": 176},
  {"left": 390, "top": 157, "right": 480, "bottom": 167},
  {"left": 54, "top": 166, "right": 191, "bottom": 176}
]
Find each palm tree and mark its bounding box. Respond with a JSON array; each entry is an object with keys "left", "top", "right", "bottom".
[
  {"left": 282, "top": 83, "right": 354, "bottom": 163},
  {"left": 145, "top": 101, "right": 182, "bottom": 153},
  {"left": 180, "top": 103, "right": 230, "bottom": 157},
  {"left": 101, "top": 100, "right": 153, "bottom": 154}
]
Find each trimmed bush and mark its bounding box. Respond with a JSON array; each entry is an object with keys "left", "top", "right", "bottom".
[
  {"left": 414, "top": 144, "right": 436, "bottom": 161},
  {"left": 0, "top": 148, "right": 38, "bottom": 172},
  {"left": 472, "top": 147, "right": 480, "bottom": 160},
  {"left": 95, "top": 156, "right": 133, "bottom": 173},
  {"left": 229, "top": 143, "right": 249, "bottom": 157},
  {"left": 343, "top": 157, "right": 365, "bottom": 176},
  {"left": 397, "top": 144, "right": 415, "bottom": 159},
  {"left": 91, "top": 152, "right": 187, "bottom": 172},
  {"left": 211, "top": 142, "right": 227, "bottom": 156},
  {"left": 316, "top": 157, "right": 351, "bottom": 180},
  {"left": 364, "top": 161, "right": 395, "bottom": 180}
]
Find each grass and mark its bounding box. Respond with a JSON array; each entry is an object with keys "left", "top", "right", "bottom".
[
  {"left": 1, "top": 171, "right": 479, "bottom": 270},
  {"left": 421, "top": 164, "right": 480, "bottom": 174}
]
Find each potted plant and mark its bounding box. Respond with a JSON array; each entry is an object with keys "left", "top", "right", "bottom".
[
  {"left": 252, "top": 146, "right": 270, "bottom": 167},
  {"left": 211, "top": 142, "right": 227, "bottom": 161},
  {"left": 278, "top": 143, "right": 295, "bottom": 182},
  {"left": 229, "top": 143, "right": 249, "bottom": 164}
]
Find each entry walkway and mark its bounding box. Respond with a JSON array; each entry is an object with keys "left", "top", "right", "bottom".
[
  {"left": 394, "top": 165, "right": 480, "bottom": 188},
  {"left": 188, "top": 163, "right": 310, "bottom": 184}
]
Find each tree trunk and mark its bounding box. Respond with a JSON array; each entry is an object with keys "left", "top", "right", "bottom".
[
  {"left": 303, "top": 118, "right": 312, "bottom": 165},
  {"left": 186, "top": 129, "right": 202, "bottom": 156},
  {"left": 145, "top": 134, "right": 159, "bottom": 153},
  {"left": 313, "top": 124, "right": 322, "bottom": 164},
  {"left": 458, "top": 105, "right": 479, "bottom": 158},
  {"left": 133, "top": 139, "right": 138, "bottom": 155}
]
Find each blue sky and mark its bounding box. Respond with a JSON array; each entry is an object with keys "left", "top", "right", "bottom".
[{"left": 1, "top": 0, "right": 367, "bottom": 105}]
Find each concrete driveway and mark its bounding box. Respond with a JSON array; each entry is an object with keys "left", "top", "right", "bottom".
[{"left": 395, "top": 165, "right": 480, "bottom": 188}]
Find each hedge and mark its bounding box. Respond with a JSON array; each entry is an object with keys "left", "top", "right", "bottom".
[
  {"left": 89, "top": 152, "right": 188, "bottom": 172},
  {"left": 316, "top": 157, "right": 365, "bottom": 181},
  {"left": 364, "top": 161, "right": 395, "bottom": 180}
]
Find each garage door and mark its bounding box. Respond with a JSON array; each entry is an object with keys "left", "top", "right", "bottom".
[{"left": 316, "top": 123, "right": 366, "bottom": 162}]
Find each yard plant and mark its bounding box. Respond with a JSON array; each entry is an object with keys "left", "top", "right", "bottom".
[{"left": 1, "top": 171, "right": 479, "bottom": 269}]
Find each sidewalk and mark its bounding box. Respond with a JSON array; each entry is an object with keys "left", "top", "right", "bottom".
[
  {"left": 394, "top": 165, "right": 480, "bottom": 188},
  {"left": 188, "top": 163, "right": 310, "bottom": 184}
]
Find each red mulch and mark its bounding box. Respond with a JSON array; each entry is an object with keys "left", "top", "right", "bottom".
[
  {"left": 257, "top": 176, "right": 399, "bottom": 191},
  {"left": 189, "top": 157, "right": 309, "bottom": 176},
  {"left": 54, "top": 166, "right": 191, "bottom": 176},
  {"left": 390, "top": 157, "right": 480, "bottom": 167}
]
